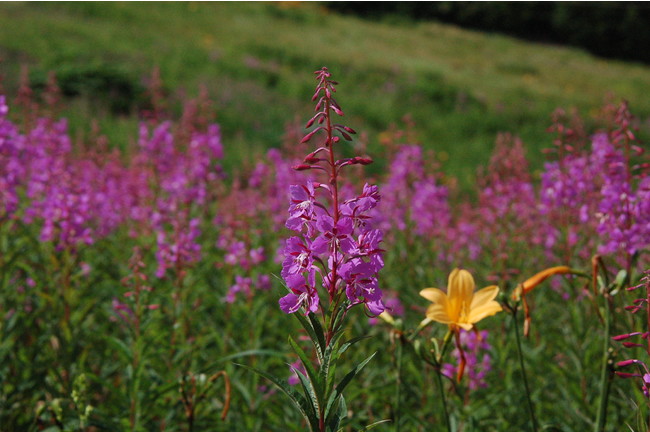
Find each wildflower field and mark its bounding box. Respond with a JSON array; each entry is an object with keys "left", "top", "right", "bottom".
[{"left": 1, "top": 3, "right": 650, "bottom": 432}]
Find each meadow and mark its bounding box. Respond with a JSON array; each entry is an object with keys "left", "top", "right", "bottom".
[{"left": 1, "top": 3, "right": 650, "bottom": 432}]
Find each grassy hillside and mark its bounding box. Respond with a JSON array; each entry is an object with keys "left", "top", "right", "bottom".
[{"left": 1, "top": 2, "right": 649, "bottom": 183}]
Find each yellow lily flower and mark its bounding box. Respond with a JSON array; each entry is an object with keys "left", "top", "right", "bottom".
[{"left": 419, "top": 268, "right": 502, "bottom": 331}]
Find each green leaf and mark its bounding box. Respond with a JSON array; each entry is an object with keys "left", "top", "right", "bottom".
[
  {"left": 322, "top": 331, "right": 344, "bottom": 370},
  {"left": 329, "top": 305, "right": 346, "bottom": 335},
  {"left": 106, "top": 336, "right": 132, "bottom": 363},
  {"left": 237, "top": 363, "right": 319, "bottom": 432},
  {"left": 336, "top": 335, "right": 371, "bottom": 360},
  {"left": 288, "top": 335, "right": 323, "bottom": 406},
  {"left": 295, "top": 312, "right": 324, "bottom": 363},
  {"left": 351, "top": 419, "right": 392, "bottom": 431},
  {"left": 201, "top": 349, "right": 285, "bottom": 374},
  {"left": 322, "top": 331, "right": 345, "bottom": 396},
  {"left": 328, "top": 394, "right": 346, "bottom": 432},
  {"left": 292, "top": 365, "right": 320, "bottom": 424},
  {"left": 307, "top": 313, "right": 327, "bottom": 358},
  {"left": 325, "top": 352, "right": 376, "bottom": 423}
]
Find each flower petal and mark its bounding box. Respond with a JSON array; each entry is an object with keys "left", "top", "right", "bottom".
[
  {"left": 469, "top": 285, "right": 500, "bottom": 310},
  {"left": 426, "top": 303, "right": 452, "bottom": 324},
  {"left": 447, "top": 269, "right": 475, "bottom": 321},
  {"left": 419, "top": 287, "right": 447, "bottom": 304},
  {"left": 448, "top": 268, "right": 475, "bottom": 303},
  {"left": 467, "top": 300, "right": 503, "bottom": 324}
]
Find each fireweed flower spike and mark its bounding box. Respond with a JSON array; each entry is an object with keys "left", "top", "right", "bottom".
[
  {"left": 420, "top": 268, "right": 502, "bottom": 381},
  {"left": 279, "top": 67, "right": 385, "bottom": 319},
  {"left": 248, "top": 68, "right": 388, "bottom": 432}
]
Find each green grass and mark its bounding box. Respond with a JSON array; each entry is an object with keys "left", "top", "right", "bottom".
[
  {"left": 2, "top": 7, "right": 649, "bottom": 427},
  {"left": 1, "top": 1, "right": 650, "bottom": 182}
]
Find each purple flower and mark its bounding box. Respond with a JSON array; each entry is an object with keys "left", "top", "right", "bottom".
[
  {"left": 286, "top": 182, "right": 318, "bottom": 235},
  {"left": 279, "top": 270, "right": 320, "bottom": 315},
  {"left": 311, "top": 215, "right": 355, "bottom": 255},
  {"left": 340, "top": 260, "right": 384, "bottom": 315},
  {"left": 257, "top": 274, "right": 272, "bottom": 291},
  {"left": 281, "top": 236, "right": 315, "bottom": 279},
  {"left": 225, "top": 275, "right": 253, "bottom": 303},
  {"left": 349, "top": 229, "right": 384, "bottom": 273}
]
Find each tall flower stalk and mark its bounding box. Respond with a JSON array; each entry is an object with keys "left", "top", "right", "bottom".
[
  {"left": 614, "top": 270, "right": 650, "bottom": 428},
  {"left": 246, "top": 67, "right": 387, "bottom": 431}
]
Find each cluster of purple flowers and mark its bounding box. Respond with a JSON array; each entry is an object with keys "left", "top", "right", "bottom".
[
  {"left": 0, "top": 91, "right": 223, "bottom": 269},
  {"left": 366, "top": 101, "right": 649, "bottom": 274},
  {"left": 280, "top": 182, "right": 385, "bottom": 315},
  {"left": 217, "top": 231, "right": 271, "bottom": 303},
  {"left": 16, "top": 114, "right": 136, "bottom": 250},
  {"left": 0, "top": 96, "right": 24, "bottom": 219},
  {"left": 373, "top": 145, "right": 451, "bottom": 239},
  {"left": 278, "top": 67, "right": 386, "bottom": 316},
  {"left": 138, "top": 119, "right": 223, "bottom": 277},
  {"left": 539, "top": 130, "right": 649, "bottom": 268}
]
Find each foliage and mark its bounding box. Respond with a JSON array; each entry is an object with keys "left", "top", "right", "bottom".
[
  {"left": 1, "top": 20, "right": 650, "bottom": 430},
  {"left": 1, "top": 2, "right": 650, "bottom": 187}
]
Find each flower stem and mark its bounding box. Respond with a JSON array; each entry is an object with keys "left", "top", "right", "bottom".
[
  {"left": 434, "top": 361, "right": 452, "bottom": 432},
  {"left": 594, "top": 293, "right": 613, "bottom": 432},
  {"left": 394, "top": 333, "right": 404, "bottom": 432},
  {"left": 512, "top": 309, "right": 538, "bottom": 432}
]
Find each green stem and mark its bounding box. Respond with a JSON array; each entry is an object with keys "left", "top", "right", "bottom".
[
  {"left": 434, "top": 363, "right": 452, "bottom": 432},
  {"left": 594, "top": 294, "right": 613, "bottom": 432},
  {"left": 512, "top": 309, "right": 538, "bottom": 432},
  {"left": 130, "top": 292, "right": 143, "bottom": 432},
  {"left": 394, "top": 335, "right": 403, "bottom": 432}
]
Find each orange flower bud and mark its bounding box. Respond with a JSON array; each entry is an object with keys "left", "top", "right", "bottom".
[{"left": 521, "top": 266, "right": 573, "bottom": 295}]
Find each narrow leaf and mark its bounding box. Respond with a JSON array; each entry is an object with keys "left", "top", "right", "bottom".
[
  {"left": 295, "top": 312, "right": 324, "bottom": 363},
  {"left": 201, "top": 349, "right": 285, "bottom": 374},
  {"left": 352, "top": 420, "right": 392, "bottom": 431},
  {"left": 307, "top": 312, "right": 327, "bottom": 358},
  {"left": 328, "top": 394, "right": 346, "bottom": 432},
  {"left": 325, "top": 352, "right": 377, "bottom": 422},
  {"left": 336, "top": 336, "right": 372, "bottom": 360},
  {"left": 292, "top": 366, "right": 320, "bottom": 424},
  {"left": 289, "top": 335, "right": 323, "bottom": 401},
  {"left": 236, "top": 363, "right": 319, "bottom": 431},
  {"left": 106, "top": 336, "right": 132, "bottom": 363},
  {"left": 322, "top": 331, "right": 346, "bottom": 397}
]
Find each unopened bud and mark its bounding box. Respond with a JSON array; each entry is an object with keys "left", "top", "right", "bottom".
[
  {"left": 293, "top": 164, "right": 312, "bottom": 171},
  {"left": 617, "top": 359, "right": 641, "bottom": 367},
  {"left": 304, "top": 156, "right": 320, "bottom": 164},
  {"left": 354, "top": 157, "right": 373, "bottom": 165}
]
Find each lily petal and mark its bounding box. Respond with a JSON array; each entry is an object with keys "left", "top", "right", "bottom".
[
  {"left": 448, "top": 269, "right": 475, "bottom": 301},
  {"left": 469, "top": 285, "right": 500, "bottom": 310},
  {"left": 420, "top": 287, "right": 447, "bottom": 304},
  {"left": 467, "top": 300, "right": 503, "bottom": 324},
  {"left": 426, "top": 303, "right": 452, "bottom": 324},
  {"left": 447, "top": 269, "right": 475, "bottom": 321}
]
